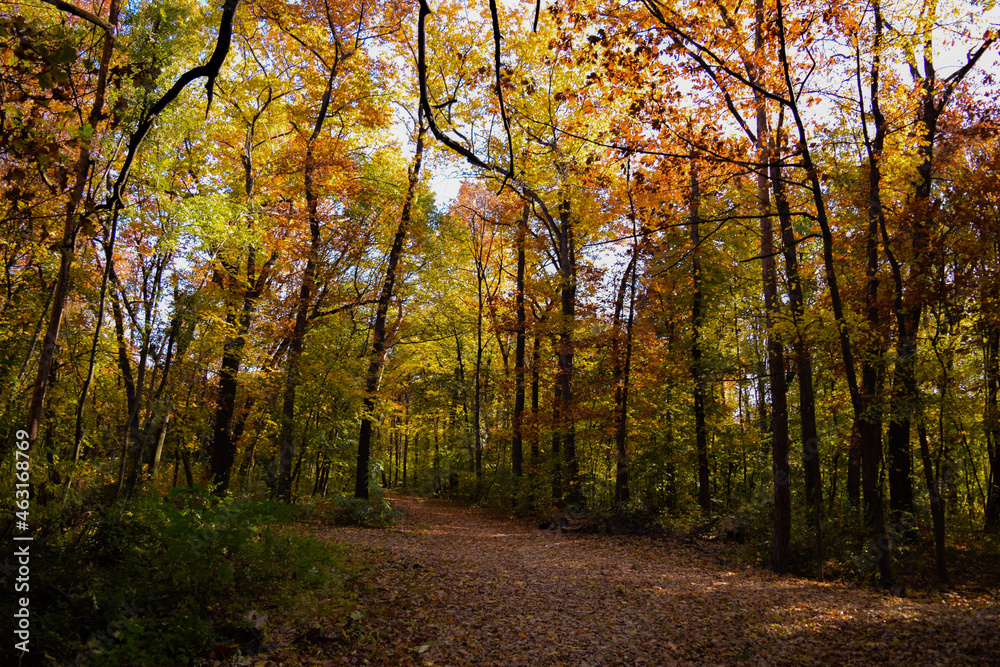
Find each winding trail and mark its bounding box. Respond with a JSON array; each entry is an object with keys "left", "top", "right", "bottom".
[{"left": 309, "top": 494, "right": 997, "bottom": 666}]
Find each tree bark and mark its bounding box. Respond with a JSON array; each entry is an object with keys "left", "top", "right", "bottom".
[
  {"left": 770, "top": 138, "right": 822, "bottom": 577},
  {"left": 512, "top": 204, "right": 528, "bottom": 482},
  {"left": 690, "top": 163, "right": 711, "bottom": 516},
  {"left": 474, "top": 235, "right": 485, "bottom": 497},
  {"left": 25, "top": 0, "right": 121, "bottom": 452},
  {"left": 756, "top": 139, "right": 791, "bottom": 574},
  {"left": 986, "top": 323, "right": 1000, "bottom": 529},
  {"left": 557, "top": 199, "right": 580, "bottom": 507},
  {"left": 612, "top": 252, "right": 637, "bottom": 505},
  {"left": 551, "top": 375, "right": 562, "bottom": 505},
  {"left": 530, "top": 330, "right": 541, "bottom": 475},
  {"left": 918, "top": 423, "right": 948, "bottom": 584},
  {"left": 210, "top": 108, "right": 275, "bottom": 496},
  {"left": 277, "top": 66, "right": 339, "bottom": 501},
  {"left": 355, "top": 122, "right": 425, "bottom": 498}
]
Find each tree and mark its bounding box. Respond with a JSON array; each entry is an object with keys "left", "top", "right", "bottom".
[{"left": 356, "top": 119, "right": 427, "bottom": 499}]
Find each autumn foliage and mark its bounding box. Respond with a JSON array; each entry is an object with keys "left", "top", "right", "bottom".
[{"left": 1, "top": 0, "right": 999, "bottom": 660}]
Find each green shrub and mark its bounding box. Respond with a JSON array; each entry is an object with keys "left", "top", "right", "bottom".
[
  {"left": 327, "top": 495, "right": 402, "bottom": 526},
  {"left": 2, "top": 489, "right": 355, "bottom": 666}
]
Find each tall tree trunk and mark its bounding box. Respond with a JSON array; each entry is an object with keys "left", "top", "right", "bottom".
[
  {"left": 770, "top": 138, "right": 822, "bottom": 577},
  {"left": 434, "top": 418, "right": 441, "bottom": 493},
  {"left": 277, "top": 68, "right": 339, "bottom": 501},
  {"left": 210, "top": 115, "right": 274, "bottom": 496},
  {"left": 756, "top": 136, "right": 790, "bottom": 573},
  {"left": 403, "top": 395, "right": 410, "bottom": 488},
  {"left": 858, "top": 192, "right": 890, "bottom": 586},
  {"left": 613, "top": 252, "right": 637, "bottom": 505},
  {"left": 355, "top": 122, "right": 425, "bottom": 499},
  {"left": 110, "top": 287, "right": 140, "bottom": 497},
  {"left": 512, "top": 204, "right": 528, "bottom": 483},
  {"left": 211, "top": 309, "right": 245, "bottom": 494},
  {"left": 557, "top": 199, "right": 580, "bottom": 507},
  {"left": 749, "top": 3, "right": 791, "bottom": 570},
  {"left": 551, "top": 375, "right": 562, "bottom": 505},
  {"left": 530, "top": 330, "right": 541, "bottom": 475},
  {"left": 918, "top": 423, "right": 948, "bottom": 584},
  {"left": 776, "top": 0, "right": 890, "bottom": 585},
  {"left": 474, "top": 243, "right": 485, "bottom": 497},
  {"left": 690, "top": 164, "right": 711, "bottom": 516},
  {"left": 847, "top": 423, "right": 862, "bottom": 506},
  {"left": 852, "top": 6, "right": 894, "bottom": 583},
  {"left": 403, "top": 425, "right": 409, "bottom": 488},
  {"left": 985, "top": 323, "right": 1000, "bottom": 529},
  {"left": 67, "top": 207, "right": 119, "bottom": 500},
  {"left": 211, "top": 262, "right": 270, "bottom": 495},
  {"left": 26, "top": 0, "right": 120, "bottom": 453}
]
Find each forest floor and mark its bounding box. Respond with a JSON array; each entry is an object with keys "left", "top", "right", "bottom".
[{"left": 256, "top": 493, "right": 999, "bottom": 666}]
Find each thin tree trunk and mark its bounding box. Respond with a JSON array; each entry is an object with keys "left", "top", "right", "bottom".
[
  {"left": 66, "top": 209, "right": 120, "bottom": 500},
  {"left": 557, "top": 199, "right": 580, "bottom": 507},
  {"left": 26, "top": 0, "right": 121, "bottom": 453},
  {"left": 985, "top": 323, "right": 1000, "bottom": 529},
  {"left": 690, "top": 163, "right": 711, "bottom": 516},
  {"left": 749, "top": 11, "right": 791, "bottom": 569},
  {"left": 530, "top": 330, "right": 541, "bottom": 473},
  {"left": 757, "top": 142, "right": 791, "bottom": 574},
  {"left": 512, "top": 204, "right": 528, "bottom": 484},
  {"left": 181, "top": 448, "right": 194, "bottom": 488},
  {"left": 277, "top": 68, "right": 339, "bottom": 501},
  {"left": 355, "top": 121, "right": 425, "bottom": 499},
  {"left": 211, "top": 115, "right": 273, "bottom": 495},
  {"left": 434, "top": 417, "right": 441, "bottom": 493},
  {"left": 771, "top": 138, "right": 822, "bottom": 576},
  {"left": 613, "top": 252, "right": 637, "bottom": 505},
  {"left": 403, "top": 398, "right": 410, "bottom": 488},
  {"left": 847, "top": 423, "right": 862, "bottom": 506},
  {"left": 918, "top": 422, "right": 948, "bottom": 584},
  {"left": 551, "top": 375, "right": 562, "bottom": 505},
  {"left": 474, "top": 244, "right": 485, "bottom": 497}
]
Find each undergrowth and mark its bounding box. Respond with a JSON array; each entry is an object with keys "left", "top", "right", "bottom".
[{"left": 1, "top": 486, "right": 361, "bottom": 666}]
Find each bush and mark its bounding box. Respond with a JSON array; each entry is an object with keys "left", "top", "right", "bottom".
[
  {"left": 315, "top": 461, "right": 402, "bottom": 527},
  {"left": 327, "top": 495, "right": 402, "bottom": 526},
  {"left": 1, "top": 488, "right": 356, "bottom": 666}
]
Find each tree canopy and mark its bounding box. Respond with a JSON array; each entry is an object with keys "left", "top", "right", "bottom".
[{"left": 3, "top": 0, "right": 999, "bottom": 606}]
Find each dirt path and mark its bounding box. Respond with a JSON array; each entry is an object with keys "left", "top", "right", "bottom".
[{"left": 307, "top": 494, "right": 997, "bottom": 666}]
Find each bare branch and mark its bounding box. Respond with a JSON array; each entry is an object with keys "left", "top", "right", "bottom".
[{"left": 38, "top": 0, "right": 113, "bottom": 34}]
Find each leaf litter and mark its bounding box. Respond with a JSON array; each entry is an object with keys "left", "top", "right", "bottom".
[{"left": 251, "top": 493, "right": 998, "bottom": 666}]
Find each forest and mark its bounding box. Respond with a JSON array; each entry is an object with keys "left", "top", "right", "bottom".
[{"left": 1, "top": 0, "right": 999, "bottom": 663}]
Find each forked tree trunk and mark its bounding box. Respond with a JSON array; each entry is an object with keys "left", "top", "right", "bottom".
[{"left": 612, "top": 252, "right": 637, "bottom": 505}]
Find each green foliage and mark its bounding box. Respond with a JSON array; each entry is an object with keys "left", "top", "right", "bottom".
[
  {"left": 322, "top": 462, "right": 403, "bottom": 526},
  {"left": 4, "top": 489, "right": 355, "bottom": 665},
  {"left": 328, "top": 495, "right": 402, "bottom": 527}
]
